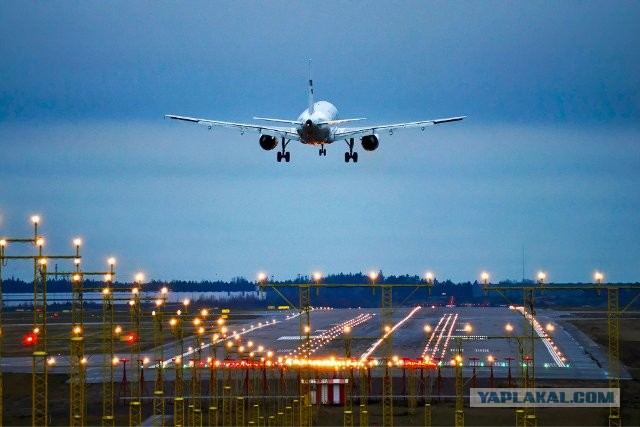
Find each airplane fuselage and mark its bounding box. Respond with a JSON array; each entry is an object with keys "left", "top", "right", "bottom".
[{"left": 296, "top": 100, "right": 338, "bottom": 145}]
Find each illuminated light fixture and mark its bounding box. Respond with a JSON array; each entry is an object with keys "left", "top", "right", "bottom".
[
  {"left": 73, "top": 238, "right": 82, "bottom": 247},
  {"left": 161, "top": 287, "right": 168, "bottom": 294},
  {"left": 0, "top": 239, "right": 6, "bottom": 247},
  {"left": 36, "top": 238, "right": 44, "bottom": 247},
  {"left": 201, "top": 309, "right": 208, "bottom": 317},
  {"left": 39, "top": 258, "right": 47, "bottom": 265},
  {"left": 183, "top": 299, "right": 190, "bottom": 307},
  {"left": 257, "top": 272, "right": 267, "bottom": 282},
  {"left": 31, "top": 215, "right": 40, "bottom": 224},
  {"left": 104, "top": 274, "right": 112, "bottom": 283},
  {"left": 114, "top": 326, "right": 122, "bottom": 334},
  {"left": 481, "top": 271, "right": 490, "bottom": 283},
  {"left": 313, "top": 272, "right": 322, "bottom": 282},
  {"left": 594, "top": 271, "right": 604, "bottom": 283},
  {"left": 425, "top": 271, "right": 434, "bottom": 282},
  {"left": 135, "top": 273, "right": 144, "bottom": 283},
  {"left": 108, "top": 257, "right": 116, "bottom": 266},
  {"left": 537, "top": 271, "right": 546, "bottom": 282}
]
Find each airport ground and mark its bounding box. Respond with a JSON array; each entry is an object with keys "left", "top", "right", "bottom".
[{"left": 2, "top": 306, "right": 640, "bottom": 426}]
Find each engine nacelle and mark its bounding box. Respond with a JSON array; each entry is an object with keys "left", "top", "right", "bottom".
[
  {"left": 259, "top": 135, "right": 278, "bottom": 151},
  {"left": 360, "top": 134, "right": 379, "bottom": 151}
]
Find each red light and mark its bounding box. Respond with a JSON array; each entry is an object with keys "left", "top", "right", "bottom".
[
  {"left": 23, "top": 333, "right": 38, "bottom": 346},
  {"left": 127, "top": 334, "right": 136, "bottom": 344}
]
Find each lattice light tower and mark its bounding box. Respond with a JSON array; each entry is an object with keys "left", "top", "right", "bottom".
[
  {"left": 170, "top": 299, "right": 188, "bottom": 427},
  {"left": 102, "top": 261, "right": 116, "bottom": 427},
  {"left": 152, "top": 287, "right": 168, "bottom": 427},
  {"left": 129, "top": 273, "right": 144, "bottom": 427}
]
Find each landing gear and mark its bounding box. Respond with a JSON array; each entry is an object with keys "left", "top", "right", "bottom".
[
  {"left": 277, "top": 137, "right": 290, "bottom": 162},
  {"left": 277, "top": 151, "right": 290, "bottom": 162},
  {"left": 319, "top": 146, "right": 327, "bottom": 156},
  {"left": 344, "top": 138, "right": 358, "bottom": 163}
]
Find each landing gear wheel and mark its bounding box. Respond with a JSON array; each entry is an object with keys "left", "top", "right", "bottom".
[
  {"left": 277, "top": 152, "right": 283, "bottom": 162},
  {"left": 345, "top": 152, "right": 350, "bottom": 163},
  {"left": 352, "top": 152, "right": 358, "bottom": 163},
  {"left": 284, "top": 152, "right": 290, "bottom": 162}
]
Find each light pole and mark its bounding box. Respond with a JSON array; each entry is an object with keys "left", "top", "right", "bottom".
[
  {"left": 487, "top": 355, "right": 495, "bottom": 388},
  {"left": 129, "top": 273, "right": 144, "bottom": 427},
  {"left": 343, "top": 325, "right": 353, "bottom": 427}
]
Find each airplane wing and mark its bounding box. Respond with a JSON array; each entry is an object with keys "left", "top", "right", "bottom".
[
  {"left": 334, "top": 116, "right": 466, "bottom": 139},
  {"left": 165, "top": 114, "right": 301, "bottom": 141}
]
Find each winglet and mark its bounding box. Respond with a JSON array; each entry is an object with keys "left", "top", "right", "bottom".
[{"left": 308, "top": 59, "right": 315, "bottom": 115}]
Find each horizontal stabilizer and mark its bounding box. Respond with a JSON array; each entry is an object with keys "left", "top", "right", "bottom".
[{"left": 253, "top": 117, "right": 302, "bottom": 125}]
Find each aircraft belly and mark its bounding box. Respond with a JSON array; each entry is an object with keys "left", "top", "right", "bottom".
[{"left": 298, "top": 126, "right": 332, "bottom": 145}]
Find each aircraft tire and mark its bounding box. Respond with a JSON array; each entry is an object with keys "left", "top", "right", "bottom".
[
  {"left": 285, "top": 152, "right": 290, "bottom": 162},
  {"left": 344, "top": 152, "right": 350, "bottom": 163},
  {"left": 353, "top": 152, "right": 358, "bottom": 163},
  {"left": 277, "top": 152, "right": 282, "bottom": 162}
]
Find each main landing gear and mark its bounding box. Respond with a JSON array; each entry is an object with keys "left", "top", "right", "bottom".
[
  {"left": 319, "top": 145, "right": 327, "bottom": 156},
  {"left": 344, "top": 138, "right": 358, "bottom": 163},
  {"left": 277, "top": 137, "right": 290, "bottom": 162}
]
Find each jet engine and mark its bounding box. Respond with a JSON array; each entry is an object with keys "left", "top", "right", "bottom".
[
  {"left": 360, "top": 134, "right": 379, "bottom": 151},
  {"left": 259, "top": 135, "right": 278, "bottom": 151}
]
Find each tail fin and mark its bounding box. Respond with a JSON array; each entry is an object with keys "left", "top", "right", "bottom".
[{"left": 308, "top": 59, "right": 315, "bottom": 115}]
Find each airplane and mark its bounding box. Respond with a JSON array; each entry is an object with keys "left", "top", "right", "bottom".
[{"left": 165, "top": 63, "right": 465, "bottom": 163}]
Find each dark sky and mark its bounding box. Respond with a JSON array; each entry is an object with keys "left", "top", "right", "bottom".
[{"left": 1, "top": 1, "right": 639, "bottom": 283}]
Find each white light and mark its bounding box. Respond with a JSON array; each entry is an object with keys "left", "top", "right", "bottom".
[
  {"left": 73, "top": 238, "right": 82, "bottom": 247},
  {"left": 31, "top": 215, "right": 40, "bottom": 224},
  {"left": 425, "top": 271, "right": 434, "bottom": 282},
  {"left": 108, "top": 257, "right": 116, "bottom": 266}
]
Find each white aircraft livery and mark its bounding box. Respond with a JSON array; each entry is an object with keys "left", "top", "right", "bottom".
[{"left": 166, "top": 63, "right": 465, "bottom": 163}]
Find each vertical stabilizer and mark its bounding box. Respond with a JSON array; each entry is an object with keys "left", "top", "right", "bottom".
[{"left": 308, "top": 59, "right": 315, "bottom": 115}]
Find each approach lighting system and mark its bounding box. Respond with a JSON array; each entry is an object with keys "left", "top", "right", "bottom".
[
  {"left": 481, "top": 271, "right": 490, "bottom": 284},
  {"left": 23, "top": 332, "right": 38, "bottom": 346}
]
